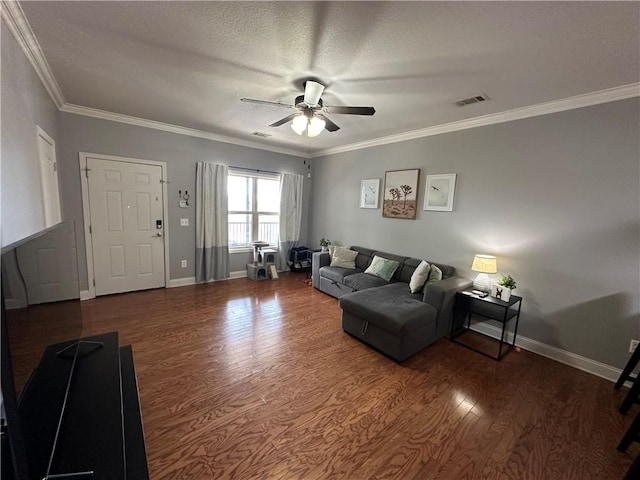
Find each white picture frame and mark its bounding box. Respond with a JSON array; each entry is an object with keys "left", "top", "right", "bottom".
[
  {"left": 424, "top": 173, "right": 457, "bottom": 212},
  {"left": 360, "top": 178, "right": 380, "bottom": 209}
]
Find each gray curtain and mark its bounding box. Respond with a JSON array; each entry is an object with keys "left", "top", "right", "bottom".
[
  {"left": 277, "top": 173, "right": 304, "bottom": 271},
  {"left": 195, "top": 162, "right": 229, "bottom": 282}
]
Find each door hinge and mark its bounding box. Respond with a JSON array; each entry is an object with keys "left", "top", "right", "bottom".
[
  {"left": 89, "top": 225, "right": 92, "bottom": 234},
  {"left": 93, "top": 279, "right": 95, "bottom": 287},
  {"left": 160, "top": 179, "right": 169, "bottom": 184}
]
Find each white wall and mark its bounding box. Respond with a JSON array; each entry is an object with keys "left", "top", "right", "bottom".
[
  {"left": 310, "top": 98, "right": 640, "bottom": 369},
  {"left": 1, "top": 23, "right": 59, "bottom": 247}
]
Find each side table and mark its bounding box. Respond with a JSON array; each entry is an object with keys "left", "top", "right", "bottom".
[{"left": 450, "top": 291, "right": 523, "bottom": 360}]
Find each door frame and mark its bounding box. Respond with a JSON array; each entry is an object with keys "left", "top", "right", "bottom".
[{"left": 79, "top": 152, "right": 170, "bottom": 299}]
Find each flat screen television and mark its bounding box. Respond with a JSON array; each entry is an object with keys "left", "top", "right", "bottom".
[{"left": 1, "top": 220, "right": 83, "bottom": 480}]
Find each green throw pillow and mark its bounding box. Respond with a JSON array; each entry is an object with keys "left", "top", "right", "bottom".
[{"left": 364, "top": 255, "right": 400, "bottom": 282}]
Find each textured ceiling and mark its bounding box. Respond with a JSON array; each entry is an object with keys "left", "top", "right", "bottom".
[{"left": 19, "top": 1, "right": 640, "bottom": 156}]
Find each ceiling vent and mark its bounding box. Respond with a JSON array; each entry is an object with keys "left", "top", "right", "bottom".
[
  {"left": 251, "top": 131, "right": 272, "bottom": 138},
  {"left": 454, "top": 94, "right": 489, "bottom": 107}
]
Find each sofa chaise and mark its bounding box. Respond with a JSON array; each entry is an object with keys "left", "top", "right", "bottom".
[{"left": 312, "top": 246, "right": 471, "bottom": 361}]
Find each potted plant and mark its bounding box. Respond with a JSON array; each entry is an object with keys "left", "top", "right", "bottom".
[
  {"left": 491, "top": 274, "right": 516, "bottom": 301},
  {"left": 320, "top": 238, "right": 331, "bottom": 252}
]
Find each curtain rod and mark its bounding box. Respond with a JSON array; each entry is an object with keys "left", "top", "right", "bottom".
[{"left": 229, "top": 165, "right": 281, "bottom": 175}]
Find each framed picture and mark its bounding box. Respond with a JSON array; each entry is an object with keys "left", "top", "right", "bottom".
[
  {"left": 424, "top": 173, "right": 457, "bottom": 212},
  {"left": 360, "top": 179, "right": 380, "bottom": 209},
  {"left": 382, "top": 169, "right": 420, "bottom": 219}
]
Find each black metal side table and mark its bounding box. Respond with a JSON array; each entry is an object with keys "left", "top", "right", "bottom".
[{"left": 450, "top": 291, "right": 523, "bottom": 360}]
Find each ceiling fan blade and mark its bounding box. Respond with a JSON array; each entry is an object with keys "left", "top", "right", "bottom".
[
  {"left": 241, "top": 98, "right": 296, "bottom": 109},
  {"left": 304, "top": 81, "right": 325, "bottom": 106},
  {"left": 323, "top": 106, "right": 376, "bottom": 116},
  {"left": 317, "top": 114, "right": 340, "bottom": 132},
  {"left": 269, "top": 113, "right": 300, "bottom": 127}
]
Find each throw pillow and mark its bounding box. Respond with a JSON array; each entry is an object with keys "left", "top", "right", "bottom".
[
  {"left": 364, "top": 255, "right": 400, "bottom": 282},
  {"left": 427, "top": 264, "right": 443, "bottom": 284},
  {"left": 409, "top": 260, "right": 431, "bottom": 293},
  {"left": 330, "top": 246, "right": 358, "bottom": 269}
]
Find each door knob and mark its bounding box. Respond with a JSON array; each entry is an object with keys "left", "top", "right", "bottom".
[{"left": 155, "top": 232, "right": 163, "bottom": 237}]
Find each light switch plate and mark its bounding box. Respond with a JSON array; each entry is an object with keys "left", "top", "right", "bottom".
[{"left": 180, "top": 218, "right": 189, "bottom": 226}]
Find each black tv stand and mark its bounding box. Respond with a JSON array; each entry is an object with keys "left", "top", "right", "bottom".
[
  {"left": 56, "top": 340, "right": 104, "bottom": 358},
  {"left": 19, "top": 332, "right": 148, "bottom": 480}
]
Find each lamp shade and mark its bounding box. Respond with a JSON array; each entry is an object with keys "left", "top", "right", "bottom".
[
  {"left": 307, "top": 116, "right": 326, "bottom": 137},
  {"left": 291, "top": 115, "right": 307, "bottom": 135},
  {"left": 471, "top": 254, "right": 497, "bottom": 273}
]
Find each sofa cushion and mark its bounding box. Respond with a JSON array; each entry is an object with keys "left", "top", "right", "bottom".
[
  {"left": 351, "top": 246, "right": 377, "bottom": 270},
  {"left": 320, "top": 266, "right": 363, "bottom": 283},
  {"left": 343, "top": 272, "right": 390, "bottom": 291},
  {"left": 340, "top": 284, "right": 437, "bottom": 334},
  {"left": 330, "top": 246, "right": 358, "bottom": 268},
  {"left": 409, "top": 260, "right": 431, "bottom": 293},
  {"left": 364, "top": 255, "right": 400, "bottom": 282}
]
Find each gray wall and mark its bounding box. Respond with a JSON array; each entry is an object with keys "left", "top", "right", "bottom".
[
  {"left": 56, "top": 113, "right": 310, "bottom": 290},
  {"left": 310, "top": 98, "right": 640, "bottom": 369},
  {"left": 1, "top": 24, "right": 59, "bottom": 247}
]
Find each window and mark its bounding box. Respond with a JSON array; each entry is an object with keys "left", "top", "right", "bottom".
[{"left": 228, "top": 171, "right": 280, "bottom": 248}]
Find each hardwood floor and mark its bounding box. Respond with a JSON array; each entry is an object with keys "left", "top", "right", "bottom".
[{"left": 78, "top": 272, "right": 636, "bottom": 479}]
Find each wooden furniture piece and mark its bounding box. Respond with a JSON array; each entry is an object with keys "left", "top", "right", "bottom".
[{"left": 450, "top": 291, "right": 523, "bottom": 361}]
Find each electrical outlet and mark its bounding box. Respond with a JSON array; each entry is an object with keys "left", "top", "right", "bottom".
[
  {"left": 630, "top": 339, "right": 639, "bottom": 353},
  {"left": 180, "top": 218, "right": 189, "bottom": 226},
  {"left": 181, "top": 260, "right": 187, "bottom": 268}
]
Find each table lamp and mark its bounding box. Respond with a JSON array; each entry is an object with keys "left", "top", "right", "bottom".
[{"left": 471, "top": 254, "right": 497, "bottom": 291}]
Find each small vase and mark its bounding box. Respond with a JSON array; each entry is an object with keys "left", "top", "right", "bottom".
[
  {"left": 491, "top": 283, "right": 512, "bottom": 302},
  {"left": 321, "top": 246, "right": 329, "bottom": 252}
]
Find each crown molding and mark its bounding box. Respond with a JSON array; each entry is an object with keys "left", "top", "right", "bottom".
[
  {"left": 310, "top": 83, "right": 640, "bottom": 158},
  {"left": 60, "top": 103, "right": 309, "bottom": 158},
  {"left": 1, "top": 0, "right": 65, "bottom": 108},
  {"left": 4, "top": 0, "right": 637, "bottom": 160}
]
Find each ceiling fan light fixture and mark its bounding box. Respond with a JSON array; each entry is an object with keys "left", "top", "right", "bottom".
[
  {"left": 291, "top": 115, "right": 307, "bottom": 135},
  {"left": 307, "top": 116, "right": 326, "bottom": 137}
]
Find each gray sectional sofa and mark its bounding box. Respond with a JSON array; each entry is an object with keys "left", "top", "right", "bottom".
[{"left": 312, "top": 246, "right": 471, "bottom": 362}]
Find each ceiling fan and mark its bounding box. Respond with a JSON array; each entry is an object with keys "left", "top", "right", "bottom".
[{"left": 241, "top": 80, "right": 375, "bottom": 138}]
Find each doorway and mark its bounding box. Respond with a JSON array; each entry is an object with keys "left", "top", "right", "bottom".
[{"left": 80, "top": 153, "right": 169, "bottom": 298}]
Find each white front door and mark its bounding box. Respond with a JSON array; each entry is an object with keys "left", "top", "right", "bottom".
[{"left": 87, "top": 157, "right": 166, "bottom": 296}]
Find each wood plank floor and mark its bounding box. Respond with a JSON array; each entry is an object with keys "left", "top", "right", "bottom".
[{"left": 78, "top": 272, "right": 637, "bottom": 479}]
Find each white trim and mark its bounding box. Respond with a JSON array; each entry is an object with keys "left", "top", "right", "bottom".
[
  {"left": 310, "top": 83, "right": 640, "bottom": 158},
  {"left": 229, "top": 270, "right": 248, "bottom": 279},
  {"left": 80, "top": 290, "right": 93, "bottom": 301},
  {"left": 79, "top": 152, "right": 170, "bottom": 297},
  {"left": 469, "top": 322, "right": 623, "bottom": 383},
  {"left": 1, "top": 0, "right": 65, "bottom": 108},
  {"left": 61, "top": 103, "right": 309, "bottom": 158},
  {"left": 168, "top": 277, "right": 196, "bottom": 288}
]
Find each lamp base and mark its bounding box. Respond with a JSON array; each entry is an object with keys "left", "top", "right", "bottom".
[{"left": 473, "top": 273, "right": 492, "bottom": 292}]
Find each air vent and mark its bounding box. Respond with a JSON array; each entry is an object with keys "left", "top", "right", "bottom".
[
  {"left": 251, "top": 131, "right": 272, "bottom": 138},
  {"left": 454, "top": 94, "right": 489, "bottom": 107}
]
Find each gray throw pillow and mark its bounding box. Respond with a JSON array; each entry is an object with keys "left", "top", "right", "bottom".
[{"left": 427, "top": 264, "right": 443, "bottom": 284}]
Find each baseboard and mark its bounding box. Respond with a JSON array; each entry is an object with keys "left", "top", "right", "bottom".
[
  {"left": 167, "top": 277, "right": 196, "bottom": 288},
  {"left": 229, "top": 270, "right": 248, "bottom": 279},
  {"left": 470, "top": 322, "right": 623, "bottom": 383},
  {"left": 80, "top": 290, "right": 93, "bottom": 301}
]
